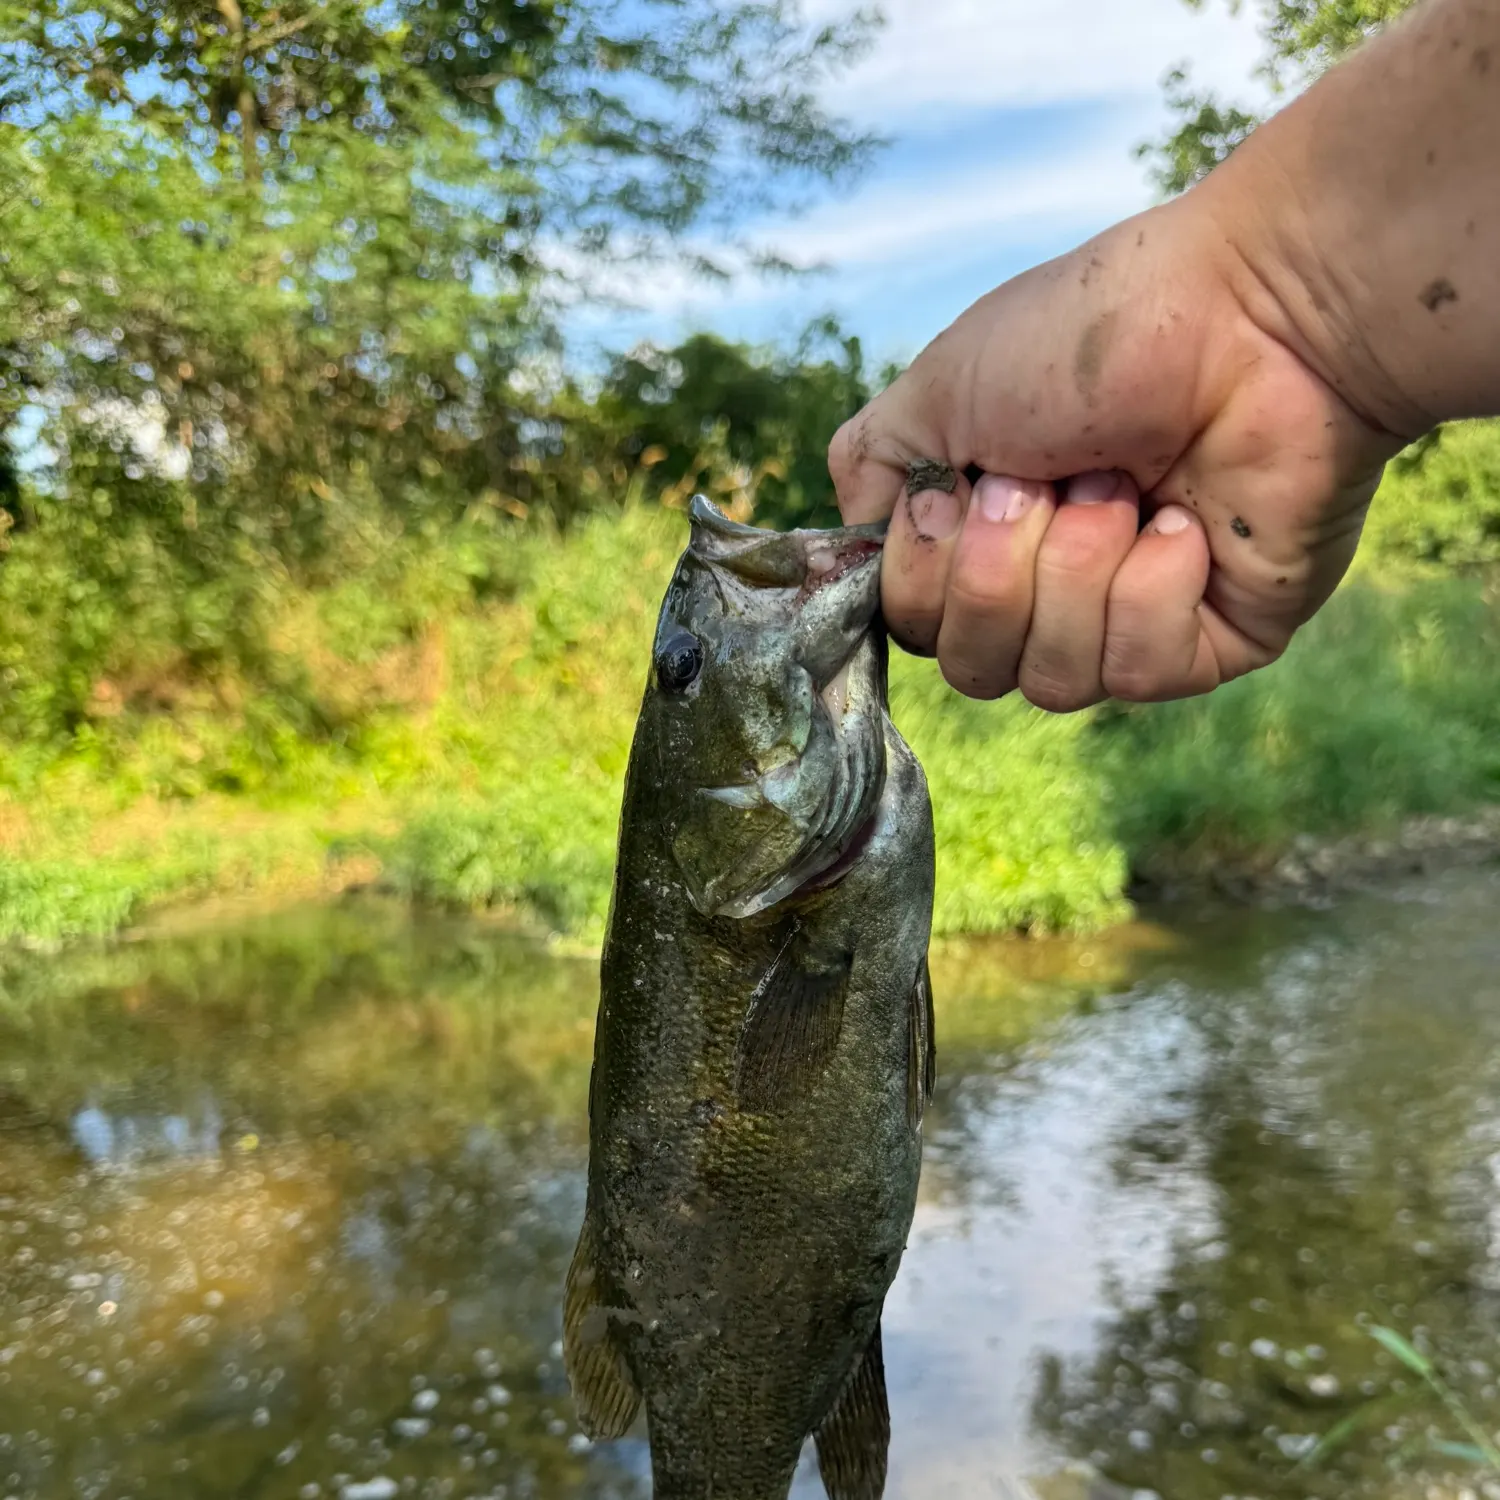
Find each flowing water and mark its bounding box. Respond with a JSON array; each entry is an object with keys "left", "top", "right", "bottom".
[{"left": 4, "top": 867, "right": 1500, "bottom": 1500}]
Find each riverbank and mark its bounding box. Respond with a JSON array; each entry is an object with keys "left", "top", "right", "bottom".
[{"left": 3, "top": 505, "right": 1500, "bottom": 948}]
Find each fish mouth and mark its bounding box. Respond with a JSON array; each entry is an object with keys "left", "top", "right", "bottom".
[{"left": 684, "top": 637, "right": 887, "bottom": 919}]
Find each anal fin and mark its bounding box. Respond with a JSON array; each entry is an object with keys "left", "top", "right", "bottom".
[
  {"left": 562, "top": 1213, "right": 641, "bottom": 1439},
  {"left": 735, "top": 933, "right": 850, "bottom": 1113},
  {"left": 907, "top": 957, "right": 936, "bottom": 1131},
  {"left": 815, "top": 1323, "right": 890, "bottom": 1500}
]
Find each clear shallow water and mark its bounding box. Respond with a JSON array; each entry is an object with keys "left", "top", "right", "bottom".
[{"left": 4, "top": 869, "right": 1500, "bottom": 1500}]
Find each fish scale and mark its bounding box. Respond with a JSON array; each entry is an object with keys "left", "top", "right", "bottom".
[{"left": 564, "top": 496, "right": 936, "bottom": 1500}]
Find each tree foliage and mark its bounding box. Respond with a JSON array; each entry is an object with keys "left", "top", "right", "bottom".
[
  {"left": 0, "top": 0, "right": 876, "bottom": 538},
  {"left": 0, "top": 0, "right": 878, "bottom": 736},
  {"left": 594, "top": 320, "right": 885, "bottom": 530},
  {"left": 1139, "top": 0, "right": 1415, "bottom": 194}
]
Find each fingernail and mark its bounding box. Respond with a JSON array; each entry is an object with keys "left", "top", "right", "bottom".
[
  {"left": 975, "top": 474, "right": 1035, "bottom": 524},
  {"left": 1067, "top": 470, "right": 1122, "bottom": 505},
  {"left": 908, "top": 487, "right": 962, "bottom": 541},
  {"left": 1152, "top": 505, "right": 1192, "bottom": 535}
]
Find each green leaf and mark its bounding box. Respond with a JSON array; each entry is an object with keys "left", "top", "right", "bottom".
[{"left": 1369, "top": 1324, "right": 1435, "bottom": 1379}]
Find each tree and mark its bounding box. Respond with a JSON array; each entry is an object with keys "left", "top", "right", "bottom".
[
  {"left": 1139, "top": 0, "right": 1414, "bottom": 194},
  {"left": 0, "top": 0, "right": 878, "bottom": 541},
  {"left": 0, "top": 0, "right": 879, "bottom": 733},
  {"left": 593, "top": 320, "right": 884, "bottom": 531}
]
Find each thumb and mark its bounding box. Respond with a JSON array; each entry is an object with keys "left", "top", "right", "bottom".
[{"left": 828, "top": 371, "right": 956, "bottom": 524}]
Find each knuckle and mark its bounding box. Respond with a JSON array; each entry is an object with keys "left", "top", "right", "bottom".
[
  {"left": 881, "top": 596, "right": 943, "bottom": 656},
  {"left": 945, "top": 572, "right": 1029, "bottom": 621},
  {"left": 1019, "top": 664, "right": 1096, "bottom": 715},
  {"left": 1035, "top": 537, "right": 1111, "bottom": 589},
  {"left": 827, "top": 419, "right": 858, "bottom": 489},
  {"left": 939, "top": 651, "right": 1010, "bottom": 701},
  {"left": 882, "top": 578, "right": 945, "bottom": 633},
  {"left": 888, "top": 620, "right": 941, "bottom": 657},
  {"left": 1101, "top": 658, "right": 1172, "bottom": 703},
  {"left": 1098, "top": 620, "right": 1168, "bottom": 702},
  {"left": 1036, "top": 512, "right": 1135, "bottom": 585}
]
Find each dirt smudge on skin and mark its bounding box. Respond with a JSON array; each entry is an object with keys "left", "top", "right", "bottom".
[
  {"left": 1419, "top": 277, "right": 1459, "bottom": 312},
  {"left": 903, "top": 489, "right": 953, "bottom": 549},
  {"left": 904, "top": 460, "right": 960, "bottom": 544},
  {"left": 905, "top": 458, "right": 957, "bottom": 498},
  {"left": 1074, "top": 310, "right": 1118, "bottom": 407}
]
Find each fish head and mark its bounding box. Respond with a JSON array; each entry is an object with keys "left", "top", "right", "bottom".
[{"left": 640, "top": 496, "right": 889, "bottom": 920}]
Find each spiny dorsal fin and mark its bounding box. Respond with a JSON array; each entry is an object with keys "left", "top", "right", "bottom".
[
  {"left": 562, "top": 1214, "right": 641, "bottom": 1439},
  {"left": 814, "top": 1324, "right": 890, "bottom": 1500},
  {"left": 907, "top": 958, "right": 936, "bottom": 1132},
  {"left": 735, "top": 928, "right": 850, "bottom": 1113}
]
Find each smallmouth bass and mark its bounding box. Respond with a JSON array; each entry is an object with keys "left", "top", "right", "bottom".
[{"left": 564, "top": 497, "right": 936, "bottom": 1500}]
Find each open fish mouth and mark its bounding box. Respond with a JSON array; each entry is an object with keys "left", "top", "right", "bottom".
[{"left": 682, "top": 636, "right": 888, "bottom": 920}]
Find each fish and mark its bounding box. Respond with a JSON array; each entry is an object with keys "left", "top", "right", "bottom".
[{"left": 563, "top": 495, "right": 936, "bottom": 1500}]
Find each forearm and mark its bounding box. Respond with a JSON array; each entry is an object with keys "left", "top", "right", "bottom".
[{"left": 1200, "top": 0, "right": 1500, "bottom": 437}]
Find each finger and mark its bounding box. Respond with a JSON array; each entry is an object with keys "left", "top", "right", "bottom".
[
  {"left": 880, "top": 469, "right": 974, "bottom": 656},
  {"left": 935, "top": 475, "right": 1057, "bottom": 699},
  {"left": 1101, "top": 504, "right": 1221, "bottom": 702},
  {"left": 1017, "top": 470, "right": 1142, "bottom": 713},
  {"left": 829, "top": 373, "right": 953, "bottom": 524}
]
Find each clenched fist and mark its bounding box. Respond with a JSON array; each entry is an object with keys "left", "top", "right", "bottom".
[{"left": 830, "top": 0, "right": 1500, "bottom": 709}]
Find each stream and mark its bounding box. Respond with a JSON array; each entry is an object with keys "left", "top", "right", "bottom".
[{"left": 4, "top": 865, "right": 1500, "bottom": 1499}]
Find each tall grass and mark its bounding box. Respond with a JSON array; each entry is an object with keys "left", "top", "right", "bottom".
[{"left": 1098, "top": 576, "right": 1500, "bottom": 877}]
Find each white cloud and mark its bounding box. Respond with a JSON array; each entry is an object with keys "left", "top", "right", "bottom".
[
  {"left": 754, "top": 128, "right": 1154, "bottom": 271},
  {"left": 568, "top": 118, "right": 1164, "bottom": 332},
  {"left": 806, "top": 0, "right": 1271, "bottom": 123},
  {"left": 566, "top": 0, "right": 1276, "bottom": 354}
]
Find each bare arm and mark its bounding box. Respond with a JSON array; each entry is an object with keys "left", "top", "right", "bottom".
[{"left": 1217, "top": 0, "right": 1500, "bottom": 434}]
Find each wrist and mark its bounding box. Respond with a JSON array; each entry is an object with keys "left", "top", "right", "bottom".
[
  {"left": 1194, "top": 0, "right": 1500, "bottom": 438},
  {"left": 1192, "top": 127, "right": 1432, "bottom": 443}
]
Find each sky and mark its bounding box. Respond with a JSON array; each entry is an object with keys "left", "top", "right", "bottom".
[{"left": 568, "top": 0, "right": 1274, "bottom": 367}]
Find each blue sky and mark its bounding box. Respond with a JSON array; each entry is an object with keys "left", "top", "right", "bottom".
[{"left": 567, "top": 0, "right": 1273, "bottom": 368}]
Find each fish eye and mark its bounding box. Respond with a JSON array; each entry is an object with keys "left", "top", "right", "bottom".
[{"left": 655, "top": 630, "right": 704, "bottom": 694}]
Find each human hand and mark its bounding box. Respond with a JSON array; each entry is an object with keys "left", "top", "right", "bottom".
[{"left": 828, "top": 191, "right": 1404, "bottom": 709}]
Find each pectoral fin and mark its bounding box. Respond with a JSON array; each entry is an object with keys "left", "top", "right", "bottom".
[
  {"left": 735, "top": 935, "right": 850, "bottom": 1113},
  {"left": 562, "top": 1215, "right": 641, "bottom": 1439},
  {"left": 814, "top": 1324, "right": 891, "bottom": 1500},
  {"left": 907, "top": 957, "right": 936, "bottom": 1132}
]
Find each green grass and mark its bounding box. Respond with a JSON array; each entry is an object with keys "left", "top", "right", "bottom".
[
  {"left": 1097, "top": 575, "right": 1500, "bottom": 876},
  {"left": 5, "top": 446, "right": 1500, "bottom": 946}
]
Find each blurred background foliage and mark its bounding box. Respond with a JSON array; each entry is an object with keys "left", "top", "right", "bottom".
[{"left": 3, "top": 0, "right": 1500, "bottom": 946}]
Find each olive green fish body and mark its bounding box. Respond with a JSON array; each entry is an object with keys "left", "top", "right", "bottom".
[{"left": 565, "top": 500, "right": 935, "bottom": 1500}]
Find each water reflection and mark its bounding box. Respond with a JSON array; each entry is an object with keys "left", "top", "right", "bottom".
[{"left": 2, "top": 875, "right": 1499, "bottom": 1499}]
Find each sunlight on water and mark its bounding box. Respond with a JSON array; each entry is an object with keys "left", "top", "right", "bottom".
[{"left": 4, "top": 874, "right": 1500, "bottom": 1500}]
